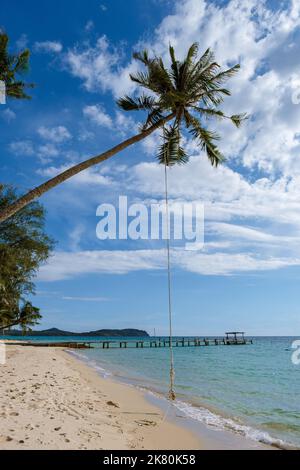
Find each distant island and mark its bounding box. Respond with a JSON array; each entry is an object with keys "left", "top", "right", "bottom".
[{"left": 3, "top": 327, "right": 149, "bottom": 337}]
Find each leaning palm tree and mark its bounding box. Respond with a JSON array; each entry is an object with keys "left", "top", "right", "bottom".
[
  {"left": 0, "top": 43, "right": 246, "bottom": 223},
  {"left": 0, "top": 32, "right": 34, "bottom": 100},
  {"left": 0, "top": 300, "right": 41, "bottom": 331}
]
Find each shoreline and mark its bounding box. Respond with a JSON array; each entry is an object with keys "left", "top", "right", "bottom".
[
  {"left": 0, "top": 343, "right": 273, "bottom": 450},
  {"left": 66, "top": 349, "right": 275, "bottom": 450}
]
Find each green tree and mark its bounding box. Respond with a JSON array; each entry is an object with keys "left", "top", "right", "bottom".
[
  {"left": 0, "top": 32, "right": 34, "bottom": 100},
  {"left": 0, "top": 43, "right": 247, "bottom": 223},
  {"left": 1, "top": 299, "right": 41, "bottom": 333},
  {"left": 0, "top": 186, "right": 53, "bottom": 331}
]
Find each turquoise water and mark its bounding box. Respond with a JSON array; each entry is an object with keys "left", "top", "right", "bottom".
[{"left": 4, "top": 335, "right": 300, "bottom": 449}]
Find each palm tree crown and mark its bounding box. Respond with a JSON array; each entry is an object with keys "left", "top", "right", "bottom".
[
  {"left": 0, "top": 32, "right": 34, "bottom": 100},
  {"left": 117, "top": 43, "right": 247, "bottom": 166}
]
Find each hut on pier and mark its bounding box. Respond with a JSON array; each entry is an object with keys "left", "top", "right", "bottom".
[{"left": 225, "top": 332, "right": 246, "bottom": 345}]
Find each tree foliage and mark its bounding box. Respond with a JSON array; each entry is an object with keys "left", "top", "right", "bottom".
[
  {"left": 0, "top": 186, "right": 53, "bottom": 331},
  {"left": 118, "top": 42, "right": 247, "bottom": 166},
  {"left": 0, "top": 32, "right": 34, "bottom": 100}
]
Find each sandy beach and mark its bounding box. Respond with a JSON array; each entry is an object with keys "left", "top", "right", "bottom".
[{"left": 0, "top": 343, "right": 271, "bottom": 450}]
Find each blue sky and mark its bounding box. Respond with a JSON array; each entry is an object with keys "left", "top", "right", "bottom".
[{"left": 1, "top": 0, "right": 300, "bottom": 335}]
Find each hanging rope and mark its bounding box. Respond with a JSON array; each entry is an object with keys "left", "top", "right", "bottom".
[{"left": 163, "top": 135, "right": 176, "bottom": 401}]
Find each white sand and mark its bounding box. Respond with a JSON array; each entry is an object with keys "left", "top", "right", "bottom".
[
  {"left": 0, "top": 343, "right": 272, "bottom": 450},
  {"left": 0, "top": 344, "right": 200, "bottom": 449}
]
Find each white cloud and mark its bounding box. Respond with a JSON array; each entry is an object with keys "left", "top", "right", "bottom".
[
  {"left": 9, "top": 140, "right": 34, "bottom": 156},
  {"left": 38, "top": 248, "right": 300, "bottom": 281},
  {"left": 130, "top": 155, "right": 249, "bottom": 202},
  {"left": 176, "top": 251, "right": 300, "bottom": 276},
  {"left": 38, "top": 125, "right": 72, "bottom": 143},
  {"left": 38, "top": 250, "right": 164, "bottom": 281},
  {"left": 34, "top": 40, "right": 63, "bottom": 53},
  {"left": 107, "top": 0, "right": 300, "bottom": 270},
  {"left": 77, "top": 129, "right": 95, "bottom": 141},
  {"left": 62, "top": 296, "right": 109, "bottom": 301},
  {"left": 64, "top": 35, "right": 138, "bottom": 96},
  {"left": 115, "top": 111, "right": 138, "bottom": 135},
  {"left": 19, "top": 126, "right": 73, "bottom": 163},
  {"left": 82, "top": 104, "right": 138, "bottom": 135},
  {"left": 152, "top": 0, "right": 300, "bottom": 69},
  {"left": 1, "top": 108, "right": 16, "bottom": 122},
  {"left": 63, "top": 0, "right": 300, "bottom": 176},
  {"left": 34, "top": 0, "right": 300, "bottom": 278},
  {"left": 83, "top": 104, "right": 113, "bottom": 128},
  {"left": 126, "top": 152, "right": 300, "bottom": 232},
  {"left": 208, "top": 223, "right": 282, "bottom": 243},
  {"left": 206, "top": 222, "right": 299, "bottom": 249},
  {"left": 9, "top": 138, "right": 63, "bottom": 163},
  {"left": 108, "top": 147, "right": 300, "bottom": 267},
  {"left": 85, "top": 20, "right": 94, "bottom": 32},
  {"left": 69, "top": 224, "right": 85, "bottom": 251},
  {"left": 16, "top": 34, "right": 28, "bottom": 50},
  {"left": 9, "top": 139, "right": 60, "bottom": 163},
  {"left": 37, "top": 143, "right": 59, "bottom": 162},
  {"left": 37, "top": 163, "right": 113, "bottom": 186},
  {"left": 151, "top": 0, "right": 300, "bottom": 177}
]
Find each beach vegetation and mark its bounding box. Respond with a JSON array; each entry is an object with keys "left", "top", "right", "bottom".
[
  {"left": 0, "top": 31, "right": 34, "bottom": 100},
  {"left": 0, "top": 185, "right": 53, "bottom": 331}
]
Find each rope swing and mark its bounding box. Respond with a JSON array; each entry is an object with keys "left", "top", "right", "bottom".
[{"left": 163, "top": 133, "right": 176, "bottom": 402}]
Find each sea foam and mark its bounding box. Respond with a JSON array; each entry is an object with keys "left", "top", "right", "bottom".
[{"left": 173, "top": 400, "right": 296, "bottom": 450}]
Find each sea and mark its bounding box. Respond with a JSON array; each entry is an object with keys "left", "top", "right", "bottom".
[{"left": 3, "top": 335, "right": 300, "bottom": 449}]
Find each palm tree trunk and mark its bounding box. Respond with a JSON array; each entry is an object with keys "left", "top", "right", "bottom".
[{"left": 0, "top": 113, "right": 175, "bottom": 223}]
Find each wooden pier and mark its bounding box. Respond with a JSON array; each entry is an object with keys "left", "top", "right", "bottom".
[{"left": 13, "top": 333, "right": 253, "bottom": 350}]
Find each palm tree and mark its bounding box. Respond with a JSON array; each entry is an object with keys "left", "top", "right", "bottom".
[
  {"left": 19, "top": 301, "right": 41, "bottom": 334},
  {"left": 0, "top": 32, "right": 34, "bottom": 100},
  {"left": 0, "top": 300, "right": 41, "bottom": 332},
  {"left": 0, "top": 43, "right": 246, "bottom": 223}
]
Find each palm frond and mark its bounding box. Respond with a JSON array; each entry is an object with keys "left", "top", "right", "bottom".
[
  {"left": 201, "top": 87, "right": 231, "bottom": 106},
  {"left": 0, "top": 33, "right": 9, "bottom": 52},
  {"left": 169, "top": 45, "right": 179, "bottom": 87},
  {"left": 132, "top": 50, "right": 151, "bottom": 65},
  {"left": 14, "top": 49, "right": 30, "bottom": 74},
  {"left": 157, "top": 126, "right": 189, "bottom": 166},
  {"left": 190, "top": 48, "right": 217, "bottom": 81},
  {"left": 210, "top": 64, "right": 240, "bottom": 85},
  {"left": 143, "top": 108, "right": 165, "bottom": 130},
  {"left": 156, "top": 58, "right": 174, "bottom": 92},
  {"left": 117, "top": 94, "right": 158, "bottom": 111},
  {"left": 129, "top": 71, "right": 151, "bottom": 88},
  {"left": 193, "top": 106, "right": 225, "bottom": 120},
  {"left": 186, "top": 113, "right": 224, "bottom": 166},
  {"left": 6, "top": 81, "right": 33, "bottom": 99},
  {"left": 194, "top": 48, "right": 215, "bottom": 71},
  {"left": 194, "top": 107, "right": 248, "bottom": 127},
  {"left": 230, "top": 113, "right": 248, "bottom": 128},
  {"left": 185, "top": 42, "right": 199, "bottom": 64},
  {"left": 179, "top": 43, "right": 200, "bottom": 89}
]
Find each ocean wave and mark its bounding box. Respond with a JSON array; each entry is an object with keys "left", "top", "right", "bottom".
[
  {"left": 66, "top": 349, "right": 112, "bottom": 378},
  {"left": 173, "top": 400, "right": 297, "bottom": 450}
]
